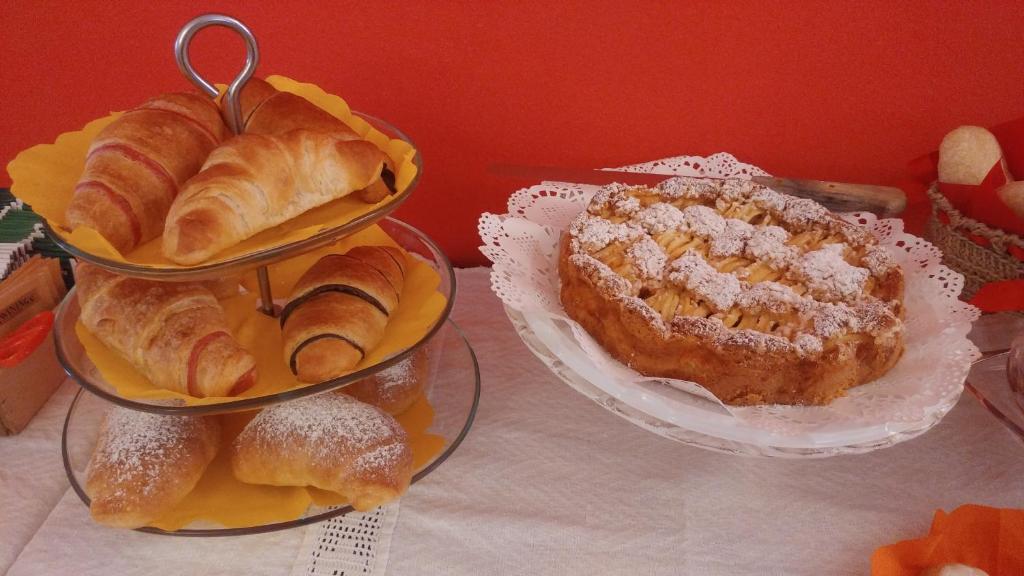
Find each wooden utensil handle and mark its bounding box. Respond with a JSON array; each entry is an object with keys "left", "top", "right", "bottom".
[{"left": 751, "top": 176, "right": 906, "bottom": 217}]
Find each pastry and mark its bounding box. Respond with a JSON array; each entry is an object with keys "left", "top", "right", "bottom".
[
  {"left": 85, "top": 406, "right": 220, "bottom": 528},
  {"left": 237, "top": 77, "right": 360, "bottom": 140},
  {"left": 162, "top": 131, "right": 394, "bottom": 264},
  {"left": 997, "top": 181, "right": 1024, "bottom": 219},
  {"left": 231, "top": 393, "right": 413, "bottom": 511},
  {"left": 76, "top": 263, "right": 257, "bottom": 397},
  {"left": 559, "top": 177, "right": 905, "bottom": 406},
  {"left": 66, "top": 93, "right": 229, "bottom": 252},
  {"left": 280, "top": 246, "right": 407, "bottom": 383},
  {"left": 234, "top": 77, "right": 395, "bottom": 203},
  {"left": 938, "top": 126, "right": 1011, "bottom": 185},
  {"left": 920, "top": 565, "right": 989, "bottom": 576},
  {"left": 344, "top": 348, "right": 428, "bottom": 415}
]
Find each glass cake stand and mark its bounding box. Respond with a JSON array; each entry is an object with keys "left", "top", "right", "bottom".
[
  {"left": 53, "top": 217, "right": 456, "bottom": 416},
  {"left": 507, "top": 307, "right": 958, "bottom": 458},
  {"left": 43, "top": 111, "right": 422, "bottom": 282},
  {"left": 61, "top": 320, "right": 480, "bottom": 536}
]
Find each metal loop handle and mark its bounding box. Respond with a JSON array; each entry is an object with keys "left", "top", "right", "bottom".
[{"left": 174, "top": 14, "right": 259, "bottom": 135}]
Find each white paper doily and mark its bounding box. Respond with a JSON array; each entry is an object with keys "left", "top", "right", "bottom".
[{"left": 479, "top": 153, "right": 981, "bottom": 454}]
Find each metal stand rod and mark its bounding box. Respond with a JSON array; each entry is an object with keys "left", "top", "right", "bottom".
[{"left": 256, "top": 266, "right": 275, "bottom": 317}]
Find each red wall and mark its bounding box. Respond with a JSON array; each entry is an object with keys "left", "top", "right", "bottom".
[{"left": 2, "top": 1, "right": 1022, "bottom": 266}]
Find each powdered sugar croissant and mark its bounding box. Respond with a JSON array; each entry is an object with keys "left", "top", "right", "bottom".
[
  {"left": 86, "top": 406, "right": 220, "bottom": 528},
  {"left": 231, "top": 393, "right": 413, "bottom": 511}
]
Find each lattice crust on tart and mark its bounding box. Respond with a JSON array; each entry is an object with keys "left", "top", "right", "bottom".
[{"left": 558, "top": 177, "right": 906, "bottom": 406}]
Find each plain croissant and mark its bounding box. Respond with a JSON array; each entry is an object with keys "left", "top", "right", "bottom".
[
  {"left": 76, "top": 263, "right": 257, "bottom": 397},
  {"left": 162, "top": 131, "right": 392, "bottom": 264},
  {"left": 280, "top": 246, "right": 407, "bottom": 383},
  {"left": 66, "top": 93, "right": 229, "bottom": 252},
  {"left": 233, "top": 78, "right": 395, "bottom": 203}
]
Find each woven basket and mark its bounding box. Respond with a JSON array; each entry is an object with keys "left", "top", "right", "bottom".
[{"left": 924, "top": 184, "right": 1024, "bottom": 299}]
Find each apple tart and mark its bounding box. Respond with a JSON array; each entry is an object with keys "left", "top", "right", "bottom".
[{"left": 559, "top": 177, "right": 905, "bottom": 406}]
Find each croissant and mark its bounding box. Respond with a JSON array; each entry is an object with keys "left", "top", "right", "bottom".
[
  {"left": 162, "top": 131, "right": 392, "bottom": 264},
  {"left": 233, "top": 77, "right": 395, "bottom": 203},
  {"left": 344, "top": 348, "right": 428, "bottom": 415},
  {"left": 86, "top": 406, "right": 220, "bottom": 528},
  {"left": 280, "top": 246, "right": 406, "bottom": 383},
  {"left": 231, "top": 393, "right": 413, "bottom": 511},
  {"left": 66, "top": 93, "right": 229, "bottom": 252},
  {"left": 76, "top": 263, "right": 257, "bottom": 397}
]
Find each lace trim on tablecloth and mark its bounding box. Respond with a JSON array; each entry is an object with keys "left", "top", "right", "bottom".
[
  {"left": 478, "top": 153, "right": 980, "bottom": 436},
  {"left": 290, "top": 503, "right": 400, "bottom": 576}
]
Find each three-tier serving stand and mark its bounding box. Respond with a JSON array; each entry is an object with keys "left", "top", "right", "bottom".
[{"left": 51, "top": 14, "right": 479, "bottom": 535}]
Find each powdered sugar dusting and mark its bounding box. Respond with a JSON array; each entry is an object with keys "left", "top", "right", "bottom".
[
  {"left": 744, "top": 225, "right": 797, "bottom": 269},
  {"left": 680, "top": 205, "right": 726, "bottom": 237},
  {"left": 657, "top": 176, "right": 719, "bottom": 200},
  {"left": 804, "top": 301, "right": 858, "bottom": 339},
  {"left": 718, "top": 179, "right": 757, "bottom": 202},
  {"left": 625, "top": 236, "right": 668, "bottom": 280},
  {"left": 709, "top": 217, "right": 754, "bottom": 258},
  {"left": 569, "top": 253, "right": 634, "bottom": 295},
  {"left": 736, "top": 281, "right": 802, "bottom": 314},
  {"left": 635, "top": 203, "right": 686, "bottom": 234},
  {"left": 862, "top": 244, "right": 897, "bottom": 276},
  {"left": 793, "top": 333, "right": 824, "bottom": 355},
  {"left": 375, "top": 358, "right": 414, "bottom": 392},
  {"left": 571, "top": 214, "right": 643, "bottom": 252},
  {"left": 718, "top": 329, "right": 793, "bottom": 353},
  {"left": 668, "top": 251, "right": 742, "bottom": 312},
  {"left": 617, "top": 295, "right": 669, "bottom": 335},
  {"left": 92, "top": 407, "right": 202, "bottom": 496},
  {"left": 781, "top": 197, "right": 831, "bottom": 230},
  {"left": 353, "top": 441, "right": 408, "bottom": 480},
  {"left": 242, "top": 393, "right": 403, "bottom": 461},
  {"left": 589, "top": 183, "right": 641, "bottom": 216},
  {"left": 749, "top": 186, "right": 788, "bottom": 213},
  {"left": 791, "top": 243, "right": 869, "bottom": 302}
]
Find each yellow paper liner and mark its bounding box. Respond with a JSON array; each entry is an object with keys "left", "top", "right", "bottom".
[
  {"left": 75, "top": 225, "right": 448, "bottom": 406},
  {"left": 149, "top": 393, "right": 444, "bottom": 531},
  {"left": 6, "top": 75, "right": 418, "bottom": 268}
]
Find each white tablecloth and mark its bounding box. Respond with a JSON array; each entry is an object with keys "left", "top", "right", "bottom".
[{"left": 2, "top": 267, "right": 1022, "bottom": 576}]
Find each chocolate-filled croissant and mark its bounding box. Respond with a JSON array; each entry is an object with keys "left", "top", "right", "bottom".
[{"left": 280, "top": 246, "right": 406, "bottom": 383}]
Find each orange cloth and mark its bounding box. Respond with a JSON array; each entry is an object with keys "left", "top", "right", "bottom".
[{"left": 871, "top": 505, "right": 1024, "bottom": 576}]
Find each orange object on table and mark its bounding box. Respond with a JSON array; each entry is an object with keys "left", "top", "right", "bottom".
[
  {"left": 0, "top": 310, "right": 54, "bottom": 368},
  {"left": 871, "top": 505, "right": 1024, "bottom": 576}
]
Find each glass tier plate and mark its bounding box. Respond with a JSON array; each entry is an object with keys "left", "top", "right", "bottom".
[
  {"left": 506, "top": 307, "right": 957, "bottom": 458},
  {"left": 966, "top": 352, "right": 1024, "bottom": 445},
  {"left": 53, "top": 217, "right": 455, "bottom": 415},
  {"left": 44, "top": 112, "right": 422, "bottom": 281},
  {"left": 62, "top": 319, "right": 480, "bottom": 536}
]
